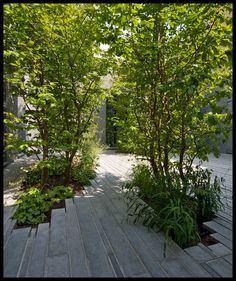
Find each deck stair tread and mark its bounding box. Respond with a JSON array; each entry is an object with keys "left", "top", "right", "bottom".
[
  {"left": 4, "top": 227, "right": 31, "bottom": 277},
  {"left": 18, "top": 228, "right": 36, "bottom": 277},
  {"left": 4, "top": 218, "right": 17, "bottom": 248},
  {"left": 74, "top": 196, "right": 116, "bottom": 277},
  {"left": 85, "top": 186, "right": 152, "bottom": 277},
  {"left": 205, "top": 257, "right": 232, "bottom": 277},
  {"left": 184, "top": 245, "right": 213, "bottom": 262},
  {"left": 26, "top": 223, "right": 49, "bottom": 277},
  {"left": 202, "top": 221, "right": 232, "bottom": 241},
  {"left": 65, "top": 198, "right": 90, "bottom": 277},
  {"left": 210, "top": 233, "right": 232, "bottom": 250},
  {"left": 207, "top": 243, "right": 232, "bottom": 257},
  {"left": 223, "top": 254, "right": 232, "bottom": 265},
  {"left": 92, "top": 176, "right": 211, "bottom": 277}
]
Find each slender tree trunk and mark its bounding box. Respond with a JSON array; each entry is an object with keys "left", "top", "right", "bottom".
[
  {"left": 179, "top": 112, "right": 186, "bottom": 191},
  {"left": 64, "top": 149, "right": 77, "bottom": 185},
  {"left": 41, "top": 126, "right": 49, "bottom": 187},
  {"left": 149, "top": 142, "right": 159, "bottom": 179}
]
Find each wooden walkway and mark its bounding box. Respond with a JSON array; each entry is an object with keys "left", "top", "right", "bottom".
[{"left": 4, "top": 150, "right": 232, "bottom": 277}]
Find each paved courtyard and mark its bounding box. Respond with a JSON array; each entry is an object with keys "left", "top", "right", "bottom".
[{"left": 4, "top": 150, "right": 232, "bottom": 277}]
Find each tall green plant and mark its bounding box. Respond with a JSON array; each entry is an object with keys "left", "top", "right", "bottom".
[
  {"left": 4, "top": 4, "right": 109, "bottom": 186},
  {"left": 100, "top": 3, "right": 232, "bottom": 183}
]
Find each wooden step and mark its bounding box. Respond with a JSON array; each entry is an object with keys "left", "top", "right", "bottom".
[
  {"left": 210, "top": 233, "right": 232, "bottom": 250},
  {"left": 202, "top": 221, "right": 232, "bottom": 241},
  {"left": 65, "top": 198, "right": 90, "bottom": 277},
  {"left": 26, "top": 223, "right": 49, "bottom": 277},
  {"left": 4, "top": 227, "right": 31, "bottom": 277},
  {"left": 206, "top": 257, "right": 232, "bottom": 277},
  {"left": 18, "top": 228, "right": 36, "bottom": 277},
  {"left": 207, "top": 243, "right": 231, "bottom": 257},
  {"left": 184, "top": 245, "right": 213, "bottom": 262},
  {"left": 74, "top": 197, "right": 116, "bottom": 277}
]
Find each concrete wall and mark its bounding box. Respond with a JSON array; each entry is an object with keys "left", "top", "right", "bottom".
[
  {"left": 96, "top": 74, "right": 113, "bottom": 144},
  {"left": 4, "top": 82, "right": 26, "bottom": 165}
]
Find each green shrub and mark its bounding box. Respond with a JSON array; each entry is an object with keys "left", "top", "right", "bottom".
[
  {"left": 71, "top": 141, "right": 101, "bottom": 185},
  {"left": 158, "top": 198, "right": 200, "bottom": 248},
  {"left": 186, "top": 166, "right": 224, "bottom": 222},
  {"left": 45, "top": 185, "right": 74, "bottom": 202},
  {"left": 37, "top": 157, "right": 68, "bottom": 176},
  {"left": 12, "top": 188, "right": 51, "bottom": 225},
  {"left": 79, "top": 141, "right": 102, "bottom": 171},
  {"left": 124, "top": 161, "right": 224, "bottom": 251},
  {"left": 25, "top": 165, "right": 41, "bottom": 186},
  {"left": 71, "top": 167, "right": 96, "bottom": 185},
  {"left": 12, "top": 185, "right": 74, "bottom": 226},
  {"left": 131, "top": 163, "right": 157, "bottom": 198}
]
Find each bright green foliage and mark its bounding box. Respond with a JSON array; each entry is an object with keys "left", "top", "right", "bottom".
[
  {"left": 71, "top": 141, "right": 102, "bottom": 185},
  {"left": 44, "top": 186, "right": 74, "bottom": 203},
  {"left": 13, "top": 188, "right": 51, "bottom": 225},
  {"left": 13, "top": 185, "right": 74, "bottom": 225},
  {"left": 4, "top": 3, "right": 109, "bottom": 185},
  {"left": 24, "top": 165, "right": 41, "bottom": 186},
  {"left": 124, "top": 161, "right": 223, "bottom": 249},
  {"left": 187, "top": 166, "right": 224, "bottom": 221},
  {"left": 158, "top": 198, "right": 199, "bottom": 249},
  {"left": 99, "top": 3, "right": 232, "bottom": 182}
]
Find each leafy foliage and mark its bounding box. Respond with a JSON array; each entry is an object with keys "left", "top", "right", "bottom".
[
  {"left": 71, "top": 141, "right": 102, "bottom": 185},
  {"left": 12, "top": 188, "right": 51, "bottom": 225},
  {"left": 4, "top": 3, "right": 109, "bottom": 185},
  {"left": 12, "top": 185, "right": 74, "bottom": 225},
  {"left": 100, "top": 3, "right": 232, "bottom": 181},
  {"left": 124, "top": 161, "right": 224, "bottom": 249}
]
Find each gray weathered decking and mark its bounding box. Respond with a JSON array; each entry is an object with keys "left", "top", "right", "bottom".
[{"left": 4, "top": 150, "right": 232, "bottom": 277}]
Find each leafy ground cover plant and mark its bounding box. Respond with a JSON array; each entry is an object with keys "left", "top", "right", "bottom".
[
  {"left": 124, "top": 161, "right": 224, "bottom": 251},
  {"left": 12, "top": 185, "right": 74, "bottom": 226},
  {"left": 13, "top": 141, "right": 103, "bottom": 227}
]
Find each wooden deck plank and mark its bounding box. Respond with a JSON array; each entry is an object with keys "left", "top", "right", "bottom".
[
  {"left": 4, "top": 206, "right": 16, "bottom": 225},
  {"left": 223, "top": 254, "right": 232, "bottom": 265},
  {"left": 90, "top": 180, "right": 169, "bottom": 277},
  {"left": 203, "top": 221, "right": 232, "bottom": 241},
  {"left": 18, "top": 228, "right": 36, "bottom": 277},
  {"left": 206, "top": 257, "right": 232, "bottom": 277},
  {"left": 184, "top": 245, "right": 213, "bottom": 262},
  {"left": 65, "top": 198, "right": 90, "bottom": 277},
  {"left": 213, "top": 217, "right": 232, "bottom": 230},
  {"left": 4, "top": 218, "right": 17, "bottom": 248},
  {"left": 87, "top": 190, "right": 151, "bottom": 277},
  {"left": 48, "top": 209, "right": 67, "bottom": 257},
  {"left": 4, "top": 228, "right": 31, "bottom": 277},
  {"left": 45, "top": 254, "right": 70, "bottom": 277},
  {"left": 93, "top": 175, "right": 211, "bottom": 277},
  {"left": 210, "top": 233, "right": 232, "bottom": 250},
  {"left": 208, "top": 243, "right": 231, "bottom": 257},
  {"left": 26, "top": 223, "right": 49, "bottom": 277},
  {"left": 74, "top": 197, "right": 116, "bottom": 277}
]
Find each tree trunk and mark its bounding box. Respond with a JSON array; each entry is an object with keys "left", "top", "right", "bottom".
[
  {"left": 64, "top": 149, "right": 77, "bottom": 185},
  {"left": 149, "top": 142, "right": 159, "bottom": 179},
  {"left": 41, "top": 145, "right": 49, "bottom": 187}
]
